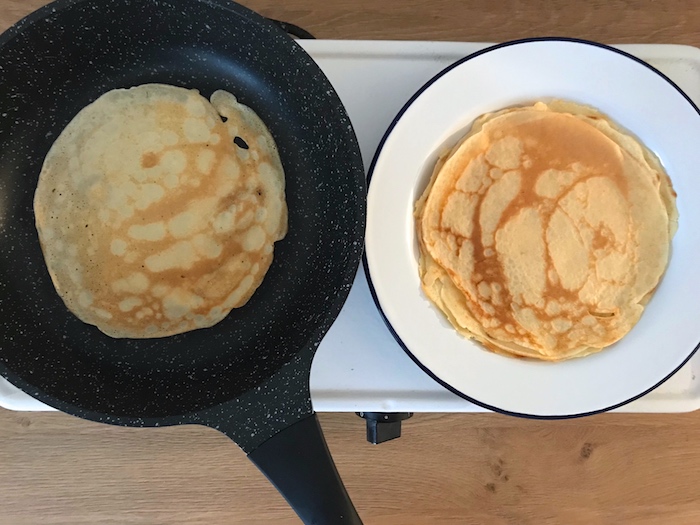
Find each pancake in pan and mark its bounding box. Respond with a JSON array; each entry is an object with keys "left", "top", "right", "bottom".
[{"left": 34, "top": 84, "right": 287, "bottom": 338}]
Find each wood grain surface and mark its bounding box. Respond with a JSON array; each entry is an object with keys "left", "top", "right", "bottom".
[{"left": 2, "top": 1, "right": 700, "bottom": 524}]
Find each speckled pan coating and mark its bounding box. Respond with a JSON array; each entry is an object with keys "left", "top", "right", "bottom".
[{"left": 0, "top": 0, "right": 365, "bottom": 450}]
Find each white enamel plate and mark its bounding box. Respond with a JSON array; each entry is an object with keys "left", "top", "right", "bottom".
[{"left": 364, "top": 38, "right": 700, "bottom": 417}]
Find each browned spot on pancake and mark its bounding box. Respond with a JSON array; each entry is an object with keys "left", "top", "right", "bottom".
[
  {"left": 592, "top": 226, "right": 614, "bottom": 251},
  {"left": 141, "top": 151, "right": 159, "bottom": 168}
]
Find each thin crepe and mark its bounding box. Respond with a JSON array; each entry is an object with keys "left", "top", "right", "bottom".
[{"left": 35, "top": 84, "right": 287, "bottom": 338}]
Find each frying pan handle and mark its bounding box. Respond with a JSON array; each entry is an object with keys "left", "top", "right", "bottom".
[
  {"left": 248, "top": 413, "right": 363, "bottom": 525},
  {"left": 266, "top": 18, "right": 316, "bottom": 39}
]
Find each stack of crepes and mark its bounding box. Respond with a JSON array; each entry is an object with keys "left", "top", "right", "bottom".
[{"left": 415, "top": 100, "right": 678, "bottom": 361}]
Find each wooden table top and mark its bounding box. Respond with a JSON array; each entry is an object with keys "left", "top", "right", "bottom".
[{"left": 2, "top": 1, "right": 700, "bottom": 523}]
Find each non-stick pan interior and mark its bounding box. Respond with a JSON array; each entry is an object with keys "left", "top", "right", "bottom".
[{"left": 0, "top": 0, "right": 365, "bottom": 418}]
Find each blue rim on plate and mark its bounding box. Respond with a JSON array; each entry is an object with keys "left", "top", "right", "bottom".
[{"left": 363, "top": 36, "right": 700, "bottom": 420}]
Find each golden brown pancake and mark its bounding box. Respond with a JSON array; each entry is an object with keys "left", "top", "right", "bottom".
[
  {"left": 415, "top": 100, "right": 677, "bottom": 361},
  {"left": 34, "top": 84, "right": 287, "bottom": 338}
]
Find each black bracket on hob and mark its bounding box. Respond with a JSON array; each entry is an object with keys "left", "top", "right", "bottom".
[{"left": 356, "top": 412, "right": 414, "bottom": 444}]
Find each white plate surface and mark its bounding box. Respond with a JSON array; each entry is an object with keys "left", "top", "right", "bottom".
[{"left": 365, "top": 39, "right": 700, "bottom": 417}]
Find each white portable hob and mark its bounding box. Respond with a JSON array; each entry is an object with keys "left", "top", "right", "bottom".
[{"left": 3, "top": 40, "right": 699, "bottom": 440}]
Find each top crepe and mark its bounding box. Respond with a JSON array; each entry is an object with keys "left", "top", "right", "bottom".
[
  {"left": 415, "top": 100, "right": 677, "bottom": 361},
  {"left": 34, "top": 84, "right": 287, "bottom": 338}
]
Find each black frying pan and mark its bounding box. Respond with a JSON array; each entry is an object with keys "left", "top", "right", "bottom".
[{"left": 0, "top": 0, "right": 366, "bottom": 523}]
